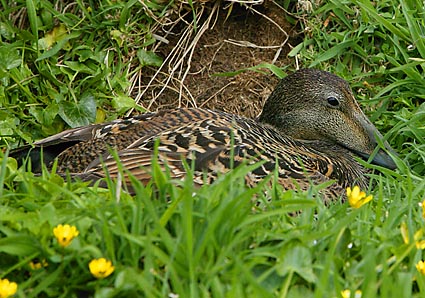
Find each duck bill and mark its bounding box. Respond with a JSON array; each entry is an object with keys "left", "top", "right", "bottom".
[
  {"left": 356, "top": 148, "right": 397, "bottom": 169},
  {"left": 356, "top": 115, "right": 397, "bottom": 170}
]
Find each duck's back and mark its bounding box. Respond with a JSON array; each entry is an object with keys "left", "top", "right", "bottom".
[{"left": 20, "top": 108, "right": 366, "bottom": 194}]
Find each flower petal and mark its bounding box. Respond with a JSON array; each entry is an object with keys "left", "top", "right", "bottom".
[
  {"left": 89, "top": 258, "right": 115, "bottom": 279},
  {"left": 0, "top": 279, "right": 18, "bottom": 297}
]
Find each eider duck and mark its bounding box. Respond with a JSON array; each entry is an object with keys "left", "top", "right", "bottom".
[{"left": 11, "top": 69, "right": 396, "bottom": 198}]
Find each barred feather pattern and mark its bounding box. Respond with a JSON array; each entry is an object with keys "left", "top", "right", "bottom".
[{"left": 51, "top": 108, "right": 367, "bottom": 195}]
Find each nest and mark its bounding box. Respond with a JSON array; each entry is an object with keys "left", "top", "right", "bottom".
[{"left": 128, "top": 0, "right": 301, "bottom": 118}]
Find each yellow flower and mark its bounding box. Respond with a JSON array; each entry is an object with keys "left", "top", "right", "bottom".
[
  {"left": 346, "top": 186, "right": 373, "bottom": 208},
  {"left": 415, "top": 229, "right": 425, "bottom": 249},
  {"left": 417, "top": 240, "right": 425, "bottom": 249},
  {"left": 341, "top": 289, "right": 362, "bottom": 298},
  {"left": 29, "top": 259, "right": 48, "bottom": 270},
  {"left": 400, "top": 222, "right": 409, "bottom": 244},
  {"left": 89, "top": 258, "right": 115, "bottom": 279},
  {"left": 0, "top": 278, "right": 17, "bottom": 298},
  {"left": 416, "top": 260, "right": 425, "bottom": 275},
  {"left": 400, "top": 223, "right": 425, "bottom": 249},
  {"left": 53, "top": 224, "right": 79, "bottom": 247}
]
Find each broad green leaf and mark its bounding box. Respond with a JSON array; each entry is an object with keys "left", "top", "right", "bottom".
[
  {"left": 38, "top": 24, "right": 69, "bottom": 50},
  {"left": 58, "top": 93, "right": 97, "bottom": 127},
  {"left": 112, "top": 95, "right": 136, "bottom": 113},
  {"left": 39, "top": 203, "right": 57, "bottom": 225},
  {"left": 0, "top": 21, "right": 16, "bottom": 40},
  {"left": 29, "top": 103, "right": 59, "bottom": 126},
  {"left": 36, "top": 31, "right": 80, "bottom": 62},
  {"left": 114, "top": 267, "right": 161, "bottom": 295},
  {"left": 0, "top": 45, "right": 21, "bottom": 70},
  {"left": 0, "top": 117, "right": 18, "bottom": 135},
  {"left": 77, "top": 47, "right": 97, "bottom": 62},
  {"left": 137, "top": 49, "right": 163, "bottom": 67},
  {"left": 277, "top": 244, "right": 316, "bottom": 283},
  {"left": 0, "top": 235, "right": 39, "bottom": 256},
  {"left": 64, "top": 61, "right": 96, "bottom": 74},
  {"left": 0, "top": 154, "right": 18, "bottom": 185},
  {"left": 111, "top": 29, "right": 125, "bottom": 47}
]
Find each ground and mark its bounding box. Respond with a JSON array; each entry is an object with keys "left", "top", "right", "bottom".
[{"left": 134, "top": 0, "right": 300, "bottom": 118}]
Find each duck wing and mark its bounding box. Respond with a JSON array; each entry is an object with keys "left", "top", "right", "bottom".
[
  {"left": 11, "top": 108, "right": 366, "bottom": 196},
  {"left": 69, "top": 109, "right": 365, "bottom": 193}
]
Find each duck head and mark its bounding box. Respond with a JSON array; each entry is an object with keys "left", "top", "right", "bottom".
[{"left": 259, "top": 69, "right": 397, "bottom": 170}]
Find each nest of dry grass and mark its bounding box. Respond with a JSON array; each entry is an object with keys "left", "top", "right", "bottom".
[{"left": 128, "top": 0, "right": 302, "bottom": 118}]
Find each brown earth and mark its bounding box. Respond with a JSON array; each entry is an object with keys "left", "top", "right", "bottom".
[{"left": 134, "top": 0, "right": 302, "bottom": 119}]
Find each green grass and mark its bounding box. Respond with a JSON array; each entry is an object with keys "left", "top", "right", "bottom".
[
  {"left": 0, "top": 0, "right": 163, "bottom": 145},
  {"left": 1, "top": 0, "right": 425, "bottom": 297}
]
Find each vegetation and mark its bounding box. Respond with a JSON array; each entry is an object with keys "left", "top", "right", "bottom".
[{"left": 0, "top": 0, "right": 424, "bottom": 297}]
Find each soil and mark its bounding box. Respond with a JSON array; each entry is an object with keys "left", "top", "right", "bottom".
[{"left": 135, "top": 0, "right": 301, "bottom": 119}]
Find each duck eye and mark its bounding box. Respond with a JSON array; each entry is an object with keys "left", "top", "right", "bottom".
[{"left": 327, "top": 96, "right": 340, "bottom": 107}]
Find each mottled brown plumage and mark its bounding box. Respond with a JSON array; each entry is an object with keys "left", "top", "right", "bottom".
[{"left": 11, "top": 69, "right": 396, "bottom": 199}]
